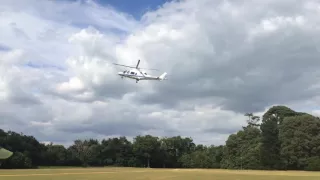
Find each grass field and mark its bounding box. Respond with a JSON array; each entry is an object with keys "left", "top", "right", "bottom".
[{"left": 0, "top": 167, "right": 320, "bottom": 180}]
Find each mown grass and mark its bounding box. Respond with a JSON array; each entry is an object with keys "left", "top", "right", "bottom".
[{"left": 0, "top": 167, "right": 320, "bottom": 180}]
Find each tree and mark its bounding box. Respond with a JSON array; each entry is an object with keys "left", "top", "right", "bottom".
[
  {"left": 279, "top": 114, "right": 320, "bottom": 170},
  {"left": 306, "top": 157, "right": 320, "bottom": 171},
  {"left": 1, "top": 105, "right": 320, "bottom": 171},
  {"left": 68, "top": 140, "right": 95, "bottom": 167},
  {"left": 2, "top": 152, "right": 32, "bottom": 169},
  {"left": 100, "top": 137, "right": 133, "bottom": 167},
  {"left": 260, "top": 106, "right": 298, "bottom": 169},
  {"left": 44, "top": 143, "right": 69, "bottom": 166},
  {"left": 221, "top": 126, "right": 261, "bottom": 169},
  {"left": 132, "top": 135, "right": 161, "bottom": 168},
  {"left": 244, "top": 113, "right": 260, "bottom": 127}
]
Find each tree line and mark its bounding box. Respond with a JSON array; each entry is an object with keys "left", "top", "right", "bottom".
[{"left": 1, "top": 105, "right": 320, "bottom": 171}]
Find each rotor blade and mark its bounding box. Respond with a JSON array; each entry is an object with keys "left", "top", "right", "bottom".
[
  {"left": 113, "top": 61, "right": 159, "bottom": 71},
  {"left": 113, "top": 63, "right": 136, "bottom": 68},
  {"left": 136, "top": 59, "right": 140, "bottom": 68}
]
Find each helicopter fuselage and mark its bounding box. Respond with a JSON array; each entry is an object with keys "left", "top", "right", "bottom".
[
  {"left": 117, "top": 68, "right": 167, "bottom": 83},
  {"left": 118, "top": 69, "right": 155, "bottom": 80},
  {"left": 113, "top": 60, "right": 167, "bottom": 83}
]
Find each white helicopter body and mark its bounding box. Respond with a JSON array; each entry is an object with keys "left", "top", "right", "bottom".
[{"left": 114, "top": 60, "right": 167, "bottom": 83}]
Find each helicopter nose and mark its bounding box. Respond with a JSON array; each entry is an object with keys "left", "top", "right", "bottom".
[{"left": 118, "top": 72, "right": 122, "bottom": 75}]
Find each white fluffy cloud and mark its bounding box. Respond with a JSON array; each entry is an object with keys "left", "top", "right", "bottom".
[{"left": 1, "top": 0, "right": 320, "bottom": 146}]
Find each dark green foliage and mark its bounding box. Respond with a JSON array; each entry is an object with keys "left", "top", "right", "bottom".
[
  {"left": 1, "top": 152, "right": 32, "bottom": 169},
  {"left": 279, "top": 114, "right": 320, "bottom": 170},
  {"left": 179, "top": 145, "right": 222, "bottom": 168},
  {"left": 0, "top": 105, "right": 319, "bottom": 171},
  {"left": 260, "top": 106, "right": 300, "bottom": 169},
  {"left": 221, "top": 126, "right": 261, "bottom": 169},
  {"left": 305, "top": 157, "right": 320, "bottom": 171}
]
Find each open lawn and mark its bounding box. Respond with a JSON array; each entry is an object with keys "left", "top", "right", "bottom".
[{"left": 0, "top": 167, "right": 319, "bottom": 180}]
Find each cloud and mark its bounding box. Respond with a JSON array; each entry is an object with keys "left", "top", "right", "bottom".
[
  {"left": 132, "top": 0, "right": 320, "bottom": 113},
  {"left": 1, "top": 0, "right": 320, "bottom": 146}
]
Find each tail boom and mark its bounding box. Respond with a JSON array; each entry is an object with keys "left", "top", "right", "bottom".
[{"left": 158, "top": 72, "right": 167, "bottom": 80}]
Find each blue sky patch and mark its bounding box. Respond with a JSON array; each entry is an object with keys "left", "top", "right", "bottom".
[
  {"left": 66, "top": 0, "right": 174, "bottom": 19},
  {"left": 96, "top": 0, "right": 173, "bottom": 19}
]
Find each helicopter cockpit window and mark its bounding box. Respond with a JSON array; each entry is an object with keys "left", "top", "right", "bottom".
[
  {"left": 144, "top": 72, "right": 147, "bottom": 75},
  {"left": 130, "top": 72, "right": 135, "bottom": 74},
  {"left": 123, "top": 71, "right": 126, "bottom": 73}
]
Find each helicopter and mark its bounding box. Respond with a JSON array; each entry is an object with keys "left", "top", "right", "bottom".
[{"left": 113, "top": 59, "right": 167, "bottom": 83}]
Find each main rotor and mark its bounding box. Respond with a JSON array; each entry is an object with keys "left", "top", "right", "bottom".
[{"left": 113, "top": 59, "right": 158, "bottom": 71}]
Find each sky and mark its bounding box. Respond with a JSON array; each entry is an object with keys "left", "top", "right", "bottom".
[
  {"left": 94, "top": 0, "right": 174, "bottom": 19},
  {"left": 1, "top": 0, "right": 320, "bottom": 146}
]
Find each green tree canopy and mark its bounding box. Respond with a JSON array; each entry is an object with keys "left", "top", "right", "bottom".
[{"left": 0, "top": 105, "right": 319, "bottom": 171}]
